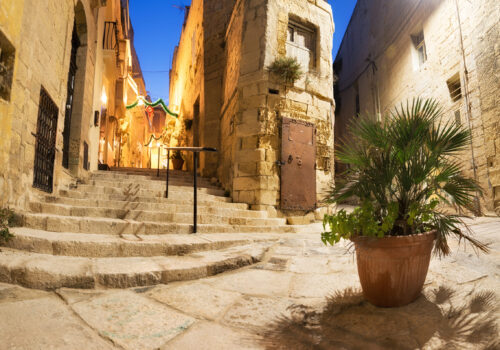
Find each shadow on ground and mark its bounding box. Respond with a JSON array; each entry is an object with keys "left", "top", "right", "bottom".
[{"left": 258, "top": 286, "right": 499, "bottom": 350}]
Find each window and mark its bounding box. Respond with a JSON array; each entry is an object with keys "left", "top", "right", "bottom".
[
  {"left": 447, "top": 74, "right": 462, "bottom": 102},
  {"left": 0, "top": 29, "right": 15, "bottom": 101},
  {"left": 411, "top": 31, "right": 427, "bottom": 67},
  {"left": 286, "top": 20, "right": 316, "bottom": 70}
]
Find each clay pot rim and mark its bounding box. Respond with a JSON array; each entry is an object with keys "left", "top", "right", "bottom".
[{"left": 351, "top": 230, "right": 437, "bottom": 248}]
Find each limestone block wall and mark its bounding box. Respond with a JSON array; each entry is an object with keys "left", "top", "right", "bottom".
[
  {"left": 168, "top": 0, "right": 205, "bottom": 171},
  {"left": 335, "top": 0, "right": 499, "bottom": 212},
  {"left": 169, "top": 0, "right": 334, "bottom": 210},
  {"left": 0, "top": 0, "right": 25, "bottom": 208},
  {"left": 223, "top": 0, "right": 335, "bottom": 210},
  {"left": 0, "top": 0, "right": 97, "bottom": 210},
  {"left": 203, "top": 0, "right": 237, "bottom": 177}
]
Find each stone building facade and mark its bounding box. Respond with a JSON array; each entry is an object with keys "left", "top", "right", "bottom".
[
  {"left": 0, "top": 0, "right": 148, "bottom": 211},
  {"left": 334, "top": 0, "right": 500, "bottom": 214},
  {"left": 168, "top": 0, "right": 335, "bottom": 213}
]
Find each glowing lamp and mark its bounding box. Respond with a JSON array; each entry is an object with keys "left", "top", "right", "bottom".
[
  {"left": 101, "top": 90, "right": 108, "bottom": 105},
  {"left": 138, "top": 96, "right": 145, "bottom": 106}
]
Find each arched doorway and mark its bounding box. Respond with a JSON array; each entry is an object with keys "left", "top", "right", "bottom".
[{"left": 62, "top": 1, "right": 88, "bottom": 173}]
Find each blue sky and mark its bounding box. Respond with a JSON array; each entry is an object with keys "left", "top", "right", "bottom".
[{"left": 129, "top": 0, "right": 357, "bottom": 102}]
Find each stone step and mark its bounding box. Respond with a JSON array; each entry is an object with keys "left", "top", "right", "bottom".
[
  {"left": 85, "top": 178, "right": 217, "bottom": 191},
  {"left": 29, "top": 202, "right": 285, "bottom": 226},
  {"left": 23, "top": 213, "right": 303, "bottom": 235},
  {"left": 72, "top": 184, "right": 226, "bottom": 198},
  {"left": 58, "top": 188, "right": 232, "bottom": 203},
  {"left": 6, "top": 228, "right": 276, "bottom": 258},
  {"left": 92, "top": 170, "right": 215, "bottom": 184},
  {"left": 42, "top": 195, "right": 250, "bottom": 211},
  {"left": 90, "top": 172, "right": 216, "bottom": 184},
  {"left": 0, "top": 242, "right": 272, "bottom": 289}
]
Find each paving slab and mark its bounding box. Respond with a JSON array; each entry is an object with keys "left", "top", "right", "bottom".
[
  {"left": 206, "top": 269, "right": 293, "bottom": 297},
  {"left": 0, "top": 218, "right": 498, "bottom": 349},
  {"left": 147, "top": 282, "right": 242, "bottom": 320},
  {"left": 0, "top": 282, "right": 50, "bottom": 304},
  {"left": 290, "top": 271, "right": 360, "bottom": 298},
  {"left": 221, "top": 295, "right": 296, "bottom": 329},
  {"left": 0, "top": 296, "right": 114, "bottom": 349},
  {"left": 161, "top": 321, "right": 261, "bottom": 350},
  {"left": 70, "top": 291, "right": 196, "bottom": 350}
]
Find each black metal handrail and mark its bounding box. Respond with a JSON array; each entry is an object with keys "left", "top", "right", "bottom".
[{"left": 163, "top": 147, "right": 217, "bottom": 234}]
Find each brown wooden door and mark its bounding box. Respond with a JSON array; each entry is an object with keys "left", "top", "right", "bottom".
[{"left": 281, "top": 117, "right": 316, "bottom": 210}]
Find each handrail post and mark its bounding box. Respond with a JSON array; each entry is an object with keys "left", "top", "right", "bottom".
[
  {"left": 193, "top": 152, "right": 198, "bottom": 234},
  {"left": 165, "top": 149, "right": 170, "bottom": 198},
  {"left": 157, "top": 146, "right": 160, "bottom": 177}
]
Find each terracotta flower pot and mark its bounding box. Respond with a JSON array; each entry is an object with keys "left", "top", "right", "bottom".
[
  {"left": 172, "top": 159, "right": 184, "bottom": 170},
  {"left": 351, "top": 231, "right": 436, "bottom": 307}
]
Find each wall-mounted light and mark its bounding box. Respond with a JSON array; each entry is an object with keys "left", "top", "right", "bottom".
[
  {"left": 138, "top": 95, "right": 145, "bottom": 106},
  {"left": 101, "top": 89, "right": 108, "bottom": 105}
]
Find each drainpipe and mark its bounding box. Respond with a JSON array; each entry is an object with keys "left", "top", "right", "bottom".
[{"left": 454, "top": 0, "right": 482, "bottom": 215}]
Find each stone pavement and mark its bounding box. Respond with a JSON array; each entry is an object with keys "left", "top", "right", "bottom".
[{"left": 0, "top": 217, "right": 498, "bottom": 349}]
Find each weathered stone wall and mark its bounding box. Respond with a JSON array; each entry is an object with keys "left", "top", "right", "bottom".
[
  {"left": 0, "top": 0, "right": 25, "bottom": 207},
  {"left": 219, "top": 0, "right": 245, "bottom": 191},
  {"left": 168, "top": 0, "right": 205, "bottom": 171},
  {"left": 227, "top": 0, "right": 335, "bottom": 210},
  {"left": 335, "top": 0, "right": 500, "bottom": 212},
  {"left": 169, "top": 0, "right": 334, "bottom": 211},
  {"left": 0, "top": 0, "right": 97, "bottom": 210},
  {"left": 203, "top": 0, "right": 237, "bottom": 177}
]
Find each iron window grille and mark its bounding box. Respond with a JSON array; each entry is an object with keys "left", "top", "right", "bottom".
[{"left": 33, "top": 87, "right": 59, "bottom": 193}]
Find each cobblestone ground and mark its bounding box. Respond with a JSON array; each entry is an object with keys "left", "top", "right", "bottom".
[{"left": 0, "top": 217, "right": 498, "bottom": 350}]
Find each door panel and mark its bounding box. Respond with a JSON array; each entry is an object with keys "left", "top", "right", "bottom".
[{"left": 281, "top": 117, "right": 316, "bottom": 210}]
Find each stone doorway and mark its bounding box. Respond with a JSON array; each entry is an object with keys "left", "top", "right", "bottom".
[{"left": 62, "top": 1, "right": 88, "bottom": 174}]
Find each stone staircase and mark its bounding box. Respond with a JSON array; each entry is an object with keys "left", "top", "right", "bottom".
[{"left": 0, "top": 169, "right": 312, "bottom": 290}]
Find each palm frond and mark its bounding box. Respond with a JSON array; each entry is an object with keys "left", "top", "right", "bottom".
[{"left": 328, "top": 97, "right": 486, "bottom": 256}]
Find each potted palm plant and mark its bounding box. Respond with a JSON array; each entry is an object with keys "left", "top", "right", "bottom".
[
  {"left": 171, "top": 150, "right": 184, "bottom": 170},
  {"left": 323, "top": 98, "right": 488, "bottom": 307}
]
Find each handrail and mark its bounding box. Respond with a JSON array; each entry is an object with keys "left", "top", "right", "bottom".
[{"left": 163, "top": 146, "right": 218, "bottom": 234}]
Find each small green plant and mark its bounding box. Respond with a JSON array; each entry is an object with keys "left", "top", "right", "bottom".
[
  {"left": 170, "top": 150, "right": 183, "bottom": 160},
  {"left": 0, "top": 207, "right": 17, "bottom": 244},
  {"left": 268, "top": 56, "right": 303, "bottom": 85},
  {"left": 323, "top": 98, "right": 488, "bottom": 256}
]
